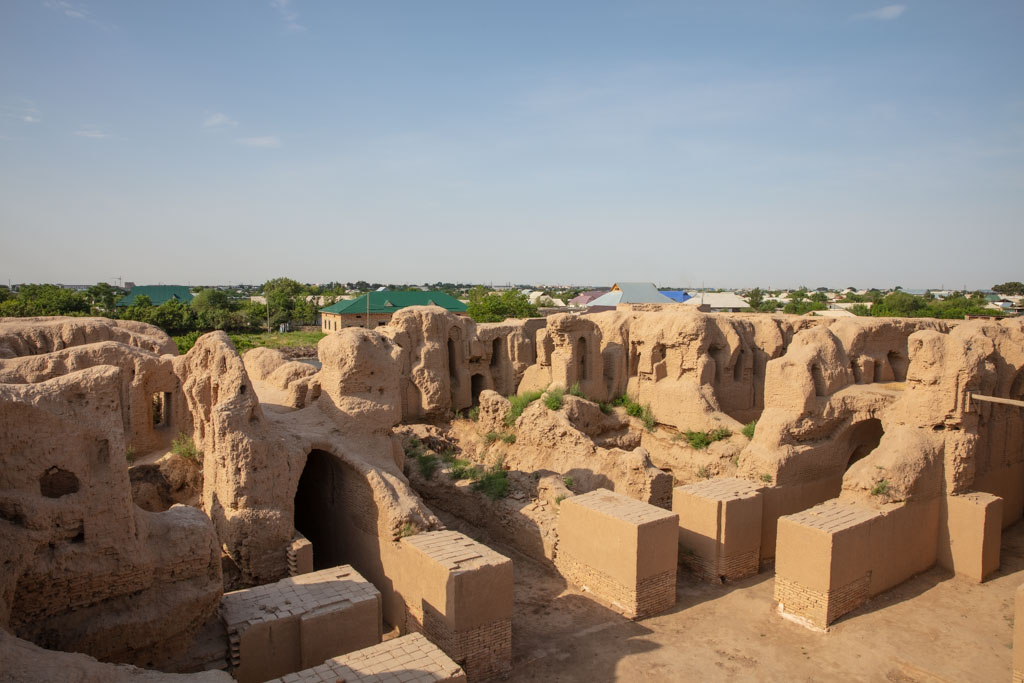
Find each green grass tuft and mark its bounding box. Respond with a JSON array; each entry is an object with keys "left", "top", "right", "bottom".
[
  {"left": 683, "top": 428, "right": 731, "bottom": 450},
  {"left": 448, "top": 458, "right": 481, "bottom": 481},
  {"left": 871, "top": 479, "right": 890, "bottom": 496},
  {"left": 471, "top": 460, "right": 510, "bottom": 500},
  {"left": 708, "top": 427, "right": 732, "bottom": 442},
  {"left": 467, "top": 405, "right": 480, "bottom": 421},
  {"left": 416, "top": 454, "right": 439, "bottom": 479},
  {"left": 568, "top": 382, "right": 584, "bottom": 397},
  {"left": 171, "top": 432, "right": 201, "bottom": 462},
  {"left": 697, "top": 465, "right": 712, "bottom": 479},
  {"left": 612, "top": 394, "right": 656, "bottom": 431},
  {"left": 760, "top": 473, "right": 773, "bottom": 484},
  {"left": 684, "top": 430, "right": 711, "bottom": 450},
  {"left": 544, "top": 387, "right": 565, "bottom": 411},
  {"left": 505, "top": 390, "right": 544, "bottom": 426},
  {"left": 743, "top": 420, "right": 758, "bottom": 439}
]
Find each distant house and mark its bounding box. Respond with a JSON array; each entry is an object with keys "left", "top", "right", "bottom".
[
  {"left": 587, "top": 283, "right": 675, "bottom": 310},
  {"left": 320, "top": 291, "right": 467, "bottom": 331},
  {"left": 568, "top": 290, "right": 607, "bottom": 306},
  {"left": 681, "top": 292, "right": 749, "bottom": 312},
  {"left": 116, "top": 285, "right": 194, "bottom": 307},
  {"left": 527, "top": 291, "right": 566, "bottom": 307}
]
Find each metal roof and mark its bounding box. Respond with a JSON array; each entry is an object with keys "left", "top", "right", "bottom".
[
  {"left": 603, "top": 282, "right": 675, "bottom": 304},
  {"left": 320, "top": 290, "right": 467, "bottom": 315},
  {"left": 116, "top": 285, "right": 194, "bottom": 307},
  {"left": 660, "top": 290, "right": 692, "bottom": 303}
]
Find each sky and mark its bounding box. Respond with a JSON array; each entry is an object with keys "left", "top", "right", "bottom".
[{"left": 1, "top": 1, "right": 1022, "bottom": 290}]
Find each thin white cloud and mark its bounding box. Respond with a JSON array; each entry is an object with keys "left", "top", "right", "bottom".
[
  {"left": 2, "top": 101, "right": 41, "bottom": 123},
  {"left": 43, "top": 0, "right": 115, "bottom": 29},
  {"left": 855, "top": 5, "right": 908, "bottom": 21},
  {"left": 74, "top": 125, "right": 109, "bottom": 139},
  {"left": 203, "top": 113, "right": 238, "bottom": 128},
  {"left": 271, "top": 0, "right": 304, "bottom": 32},
  {"left": 236, "top": 136, "right": 281, "bottom": 148},
  {"left": 44, "top": 0, "right": 87, "bottom": 19}
]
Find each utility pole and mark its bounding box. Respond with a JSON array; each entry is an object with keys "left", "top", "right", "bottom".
[{"left": 266, "top": 298, "right": 271, "bottom": 333}]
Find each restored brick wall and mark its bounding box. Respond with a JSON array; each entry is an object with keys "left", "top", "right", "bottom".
[
  {"left": 221, "top": 565, "right": 382, "bottom": 683},
  {"left": 556, "top": 489, "right": 678, "bottom": 619},
  {"left": 264, "top": 633, "right": 466, "bottom": 683},
  {"left": 397, "top": 531, "right": 513, "bottom": 681},
  {"left": 674, "top": 478, "right": 763, "bottom": 583}
]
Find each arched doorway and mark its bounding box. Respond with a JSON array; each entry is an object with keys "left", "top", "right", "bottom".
[
  {"left": 294, "top": 449, "right": 347, "bottom": 570},
  {"left": 843, "top": 418, "right": 884, "bottom": 470}
]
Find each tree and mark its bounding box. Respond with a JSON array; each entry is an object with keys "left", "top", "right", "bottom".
[
  {"left": 0, "top": 284, "right": 90, "bottom": 316},
  {"left": 993, "top": 282, "right": 1024, "bottom": 296},
  {"left": 262, "top": 277, "right": 308, "bottom": 326},
  {"left": 150, "top": 299, "right": 195, "bottom": 333},
  {"left": 466, "top": 287, "right": 538, "bottom": 322},
  {"left": 86, "top": 282, "right": 117, "bottom": 313},
  {"left": 191, "top": 288, "right": 231, "bottom": 315},
  {"left": 121, "top": 295, "right": 155, "bottom": 324},
  {"left": 747, "top": 288, "right": 764, "bottom": 310}
]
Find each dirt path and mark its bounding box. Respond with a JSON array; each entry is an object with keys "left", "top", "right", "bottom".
[{"left": 459, "top": 518, "right": 1024, "bottom": 682}]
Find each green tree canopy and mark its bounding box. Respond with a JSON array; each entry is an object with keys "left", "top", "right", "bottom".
[
  {"left": 86, "top": 282, "right": 117, "bottom": 312},
  {"left": 993, "top": 282, "right": 1024, "bottom": 296},
  {"left": 0, "top": 284, "right": 91, "bottom": 317},
  {"left": 466, "top": 287, "right": 538, "bottom": 322},
  {"left": 746, "top": 288, "right": 764, "bottom": 310}
]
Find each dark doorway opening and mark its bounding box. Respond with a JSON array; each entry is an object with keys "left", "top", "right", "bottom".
[
  {"left": 888, "top": 350, "right": 908, "bottom": 382},
  {"left": 471, "top": 373, "right": 486, "bottom": 407},
  {"left": 294, "top": 449, "right": 347, "bottom": 571},
  {"left": 844, "top": 418, "right": 885, "bottom": 470}
]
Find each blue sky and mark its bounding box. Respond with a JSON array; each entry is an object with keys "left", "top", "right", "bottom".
[{"left": 1, "top": 1, "right": 1021, "bottom": 289}]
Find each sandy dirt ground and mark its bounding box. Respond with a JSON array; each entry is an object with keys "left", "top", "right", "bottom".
[{"left": 441, "top": 511, "right": 1021, "bottom": 682}]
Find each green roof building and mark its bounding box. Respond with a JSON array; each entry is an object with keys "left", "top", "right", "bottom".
[
  {"left": 320, "top": 291, "right": 467, "bottom": 331},
  {"left": 116, "top": 285, "right": 194, "bottom": 307}
]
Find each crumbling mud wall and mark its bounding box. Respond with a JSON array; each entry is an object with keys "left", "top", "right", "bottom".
[
  {"left": 180, "top": 330, "right": 443, "bottom": 620},
  {"left": 0, "top": 318, "right": 222, "bottom": 669},
  {"left": 768, "top": 319, "right": 1024, "bottom": 628},
  {"left": 379, "top": 307, "right": 542, "bottom": 420},
  {"left": 739, "top": 317, "right": 956, "bottom": 557}
]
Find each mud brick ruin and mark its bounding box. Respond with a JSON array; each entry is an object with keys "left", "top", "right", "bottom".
[{"left": 1, "top": 308, "right": 1023, "bottom": 680}]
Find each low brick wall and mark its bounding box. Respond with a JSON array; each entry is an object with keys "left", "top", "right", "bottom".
[
  {"left": 221, "top": 565, "right": 382, "bottom": 683},
  {"left": 674, "top": 478, "right": 763, "bottom": 582},
  {"left": 555, "top": 489, "right": 678, "bottom": 619},
  {"left": 774, "top": 497, "right": 941, "bottom": 629},
  {"left": 264, "top": 632, "right": 466, "bottom": 683},
  {"left": 397, "top": 531, "right": 513, "bottom": 681}
]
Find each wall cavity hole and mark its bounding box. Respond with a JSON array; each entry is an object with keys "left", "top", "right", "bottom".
[{"left": 40, "top": 467, "right": 79, "bottom": 498}]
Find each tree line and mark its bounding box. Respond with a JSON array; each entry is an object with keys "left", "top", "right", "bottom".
[{"left": 0, "top": 278, "right": 347, "bottom": 335}]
